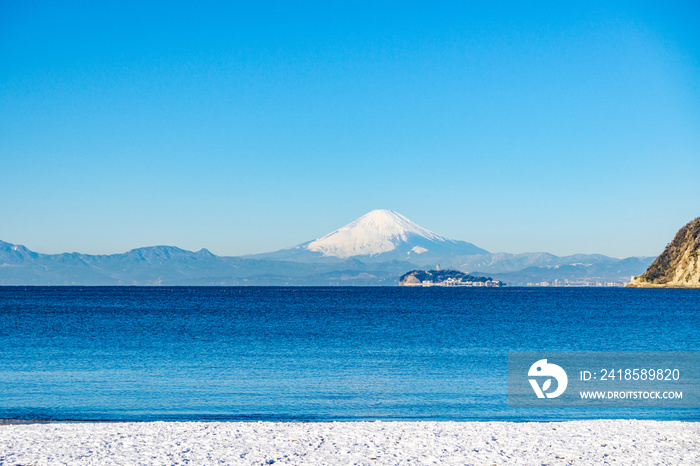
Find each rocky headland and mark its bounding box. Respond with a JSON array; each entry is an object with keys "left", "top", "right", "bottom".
[{"left": 628, "top": 217, "right": 700, "bottom": 288}]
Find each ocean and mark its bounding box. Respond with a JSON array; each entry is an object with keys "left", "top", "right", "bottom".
[{"left": 0, "top": 286, "right": 698, "bottom": 422}]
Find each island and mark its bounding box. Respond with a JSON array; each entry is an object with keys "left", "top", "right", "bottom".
[{"left": 399, "top": 269, "right": 504, "bottom": 287}]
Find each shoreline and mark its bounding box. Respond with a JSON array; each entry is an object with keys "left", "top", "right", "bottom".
[{"left": 1, "top": 419, "right": 698, "bottom": 464}]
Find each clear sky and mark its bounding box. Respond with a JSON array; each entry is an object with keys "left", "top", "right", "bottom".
[{"left": 2, "top": 1, "right": 699, "bottom": 258}]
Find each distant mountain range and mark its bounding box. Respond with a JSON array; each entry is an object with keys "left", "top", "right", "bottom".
[{"left": 0, "top": 209, "right": 654, "bottom": 286}]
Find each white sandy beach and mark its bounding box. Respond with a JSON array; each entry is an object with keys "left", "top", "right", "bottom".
[{"left": 0, "top": 420, "right": 698, "bottom": 465}]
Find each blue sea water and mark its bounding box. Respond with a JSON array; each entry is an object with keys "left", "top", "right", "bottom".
[{"left": 0, "top": 286, "right": 698, "bottom": 422}]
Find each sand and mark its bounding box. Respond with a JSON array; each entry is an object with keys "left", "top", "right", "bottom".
[{"left": 1, "top": 420, "right": 698, "bottom": 465}]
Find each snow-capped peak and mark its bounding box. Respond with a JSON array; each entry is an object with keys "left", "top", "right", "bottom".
[{"left": 306, "top": 209, "right": 447, "bottom": 258}]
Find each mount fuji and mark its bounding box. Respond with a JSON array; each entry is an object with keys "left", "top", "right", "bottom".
[{"left": 251, "top": 209, "right": 487, "bottom": 265}]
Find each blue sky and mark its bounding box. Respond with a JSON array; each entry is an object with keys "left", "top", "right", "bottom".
[{"left": 2, "top": 1, "right": 699, "bottom": 257}]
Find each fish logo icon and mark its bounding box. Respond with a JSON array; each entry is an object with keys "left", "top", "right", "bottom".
[{"left": 528, "top": 359, "right": 568, "bottom": 399}]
